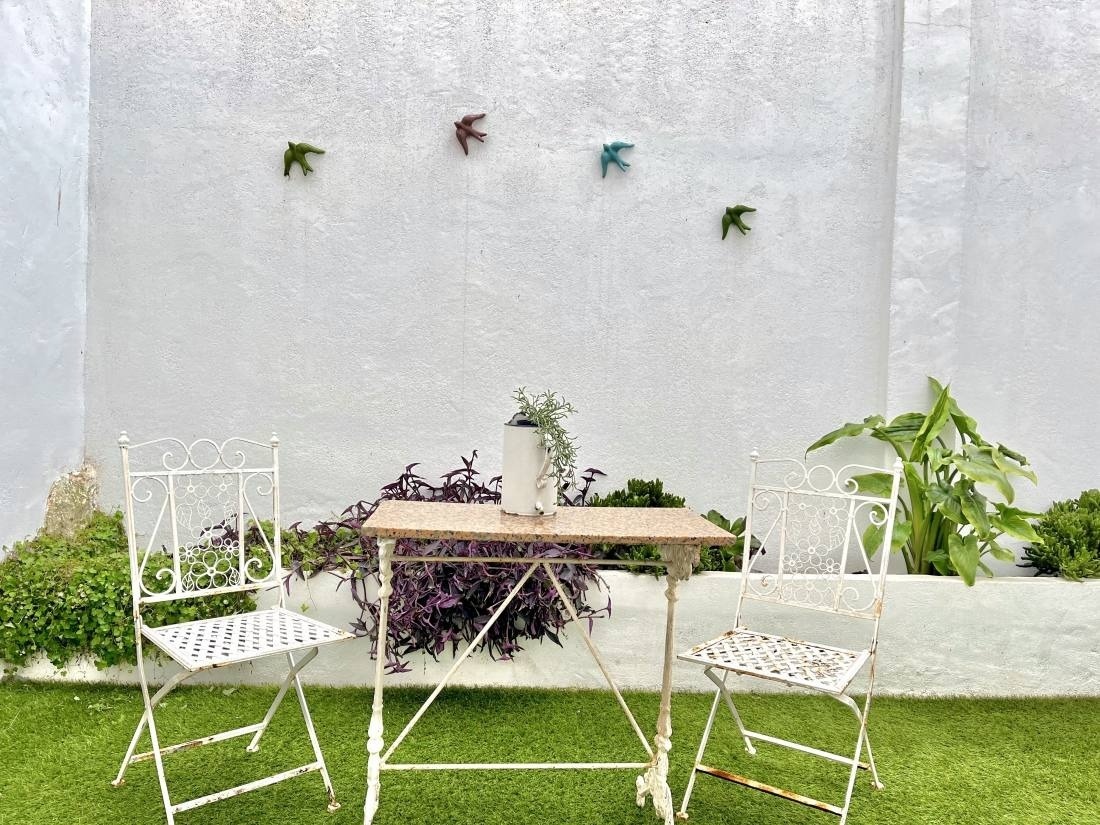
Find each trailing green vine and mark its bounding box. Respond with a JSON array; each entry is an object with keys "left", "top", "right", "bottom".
[{"left": 512, "top": 387, "right": 579, "bottom": 491}]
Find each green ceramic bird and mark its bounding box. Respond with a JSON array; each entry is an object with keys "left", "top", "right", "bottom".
[
  {"left": 283, "top": 142, "right": 325, "bottom": 177},
  {"left": 722, "top": 204, "right": 756, "bottom": 239}
]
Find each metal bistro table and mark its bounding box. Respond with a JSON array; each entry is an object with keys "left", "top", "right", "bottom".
[{"left": 359, "top": 500, "right": 736, "bottom": 825}]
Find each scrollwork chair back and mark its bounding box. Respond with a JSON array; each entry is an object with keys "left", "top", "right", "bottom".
[
  {"left": 735, "top": 454, "right": 903, "bottom": 625},
  {"left": 118, "top": 433, "right": 283, "bottom": 609}
]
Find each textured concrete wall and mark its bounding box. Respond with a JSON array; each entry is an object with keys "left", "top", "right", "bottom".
[
  {"left": 887, "top": 0, "right": 970, "bottom": 414},
  {"left": 83, "top": 1, "right": 902, "bottom": 526},
  {"left": 955, "top": 0, "right": 1100, "bottom": 511},
  {"left": 0, "top": 1, "right": 89, "bottom": 551},
  {"left": 16, "top": 572, "right": 1100, "bottom": 697},
  {"left": 3, "top": 1, "right": 1097, "bottom": 557}
]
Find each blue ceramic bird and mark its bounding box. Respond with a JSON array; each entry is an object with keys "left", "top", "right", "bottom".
[{"left": 600, "top": 141, "right": 634, "bottom": 177}]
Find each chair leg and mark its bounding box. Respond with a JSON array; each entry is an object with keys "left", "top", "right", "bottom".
[
  {"left": 286, "top": 649, "right": 340, "bottom": 812},
  {"left": 705, "top": 668, "right": 756, "bottom": 755},
  {"left": 246, "top": 647, "right": 320, "bottom": 753},
  {"left": 679, "top": 670, "right": 759, "bottom": 820},
  {"left": 135, "top": 651, "right": 176, "bottom": 825},
  {"left": 836, "top": 664, "right": 881, "bottom": 825},
  {"left": 677, "top": 684, "right": 722, "bottom": 820},
  {"left": 836, "top": 688, "right": 883, "bottom": 789},
  {"left": 112, "top": 666, "right": 191, "bottom": 787}
]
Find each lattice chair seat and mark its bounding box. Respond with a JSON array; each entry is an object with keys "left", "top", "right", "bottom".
[
  {"left": 143, "top": 607, "right": 355, "bottom": 671},
  {"left": 679, "top": 629, "right": 869, "bottom": 694}
]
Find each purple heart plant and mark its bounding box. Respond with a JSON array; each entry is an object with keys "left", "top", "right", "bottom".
[{"left": 281, "top": 453, "right": 610, "bottom": 673}]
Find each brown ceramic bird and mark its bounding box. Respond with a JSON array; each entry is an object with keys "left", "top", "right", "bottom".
[{"left": 454, "top": 113, "right": 487, "bottom": 155}]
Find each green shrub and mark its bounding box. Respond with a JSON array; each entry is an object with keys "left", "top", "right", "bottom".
[
  {"left": 589, "top": 479, "right": 756, "bottom": 572},
  {"left": 0, "top": 511, "right": 252, "bottom": 671},
  {"left": 1022, "top": 490, "right": 1100, "bottom": 580}
]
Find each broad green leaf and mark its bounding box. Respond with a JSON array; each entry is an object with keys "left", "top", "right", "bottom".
[
  {"left": 861, "top": 519, "right": 911, "bottom": 557},
  {"left": 913, "top": 384, "right": 953, "bottom": 461},
  {"left": 958, "top": 484, "right": 992, "bottom": 537},
  {"left": 991, "top": 446, "right": 1038, "bottom": 484},
  {"left": 902, "top": 463, "right": 926, "bottom": 498},
  {"left": 862, "top": 522, "right": 884, "bottom": 556},
  {"left": 986, "top": 541, "right": 1016, "bottom": 562},
  {"left": 930, "top": 377, "right": 981, "bottom": 443},
  {"left": 996, "top": 443, "right": 1029, "bottom": 466},
  {"left": 870, "top": 412, "right": 926, "bottom": 449},
  {"left": 927, "top": 482, "right": 965, "bottom": 524},
  {"left": 991, "top": 503, "right": 1041, "bottom": 543},
  {"left": 948, "top": 532, "right": 979, "bottom": 586},
  {"left": 806, "top": 415, "right": 885, "bottom": 455},
  {"left": 928, "top": 549, "right": 953, "bottom": 576},
  {"left": 852, "top": 472, "right": 895, "bottom": 498},
  {"left": 952, "top": 445, "right": 1014, "bottom": 502},
  {"left": 925, "top": 446, "right": 952, "bottom": 473}
]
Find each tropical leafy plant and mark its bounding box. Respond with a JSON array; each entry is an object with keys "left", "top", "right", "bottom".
[
  {"left": 512, "top": 387, "right": 579, "bottom": 494},
  {"left": 1022, "top": 490, "right": 1100, "bottom": 580},
  {"left": 807, "top": 377, "right": 1040, "bottom": 585},
  {"left": 702, "top": 509, "right": 764, "bottom": 572}
]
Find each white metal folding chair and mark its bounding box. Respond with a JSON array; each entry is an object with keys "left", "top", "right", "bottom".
[
  {"left": 111, "top": 432, "right": 354, "bottom": 823},
  {"left": 677, "top": 453, "right": 903, "bottom": 824}
]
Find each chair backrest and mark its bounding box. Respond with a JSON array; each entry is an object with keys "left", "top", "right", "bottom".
[
  {"left": 118, "top": 432, "right": 283, "bottom": 609},
  {"left": 735, "top": 453, "right": 903, "bottom": 628}
]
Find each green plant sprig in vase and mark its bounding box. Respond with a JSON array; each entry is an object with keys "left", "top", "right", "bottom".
[{"left": 512, "top": 387, "right": 579, "bottom": 493}]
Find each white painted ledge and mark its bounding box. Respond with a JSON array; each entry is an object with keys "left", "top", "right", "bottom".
[{"left": 10, "top": 572, "right": 1099, "bottom": 697}]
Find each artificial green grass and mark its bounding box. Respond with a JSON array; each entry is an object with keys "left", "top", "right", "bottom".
[{"left": 0, "top": 681, "right": 1097, "bottom": 824}]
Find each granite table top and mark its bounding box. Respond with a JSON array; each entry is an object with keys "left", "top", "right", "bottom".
[{"left": 359, "top": 500, "right": 737, "bottom": 546}]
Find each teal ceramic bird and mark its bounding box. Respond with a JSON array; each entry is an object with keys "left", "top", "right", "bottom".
[
  {"left": 284, "top": 142, "right": 325, "bottom": 176},
  {"left": 600, "top": 141, "right": 634, "bottom": 177},
  {"left": 722, "top": 204, "right": 756, "bottom": 238}
]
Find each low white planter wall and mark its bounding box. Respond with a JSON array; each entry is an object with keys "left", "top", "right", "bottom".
[{"left": 11, "top": 572, "right": 1100, "bottom": 697}]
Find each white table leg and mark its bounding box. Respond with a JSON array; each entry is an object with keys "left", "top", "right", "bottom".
[
  {"left": 637, "top": 545, "right": 697, "bottom": 825},
  {"left": 364, "top": 538, "right": 395, "bottom": 825}
]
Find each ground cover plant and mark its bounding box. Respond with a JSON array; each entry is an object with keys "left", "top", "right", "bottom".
[
  {"left": 1, "top": 681, "right": 1097, "bottom": 825},
  {"left": 808, "top": 378, "right": 1041, "bottom": 585},
  {"left": 0, "top": 511, "right": 251, "bottom": 672},
  {"left": 1022, "top": 489, "right": 1100, "bottom": 580}
]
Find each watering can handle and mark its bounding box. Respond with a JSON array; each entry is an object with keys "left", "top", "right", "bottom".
[{"left": 535, "top": 452, "right": 554, "bottom": 489}]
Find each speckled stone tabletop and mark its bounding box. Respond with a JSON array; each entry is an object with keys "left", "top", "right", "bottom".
[{"left": 360, "top": 501, "right": 737, "bottom": 546}]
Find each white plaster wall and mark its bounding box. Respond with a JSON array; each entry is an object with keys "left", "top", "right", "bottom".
[
  {"left": 954, "top": 1, "right": 1100, "bottom": 511},
  {"left": 83, "top": 1, "right": 902, "bottom": 527},
  {"left": 16, "top": 572, "right": 1100, "bottom": 697},
  {"left": 0, "top": 1, "right": 89, "bottom": 551},
  {"left": 887, "top": 0, "right": 970, "bottom": 414}
]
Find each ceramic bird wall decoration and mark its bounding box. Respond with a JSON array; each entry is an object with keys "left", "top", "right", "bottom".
[
  {"left": 600, "top": 141, "right": 634, "bottom": 177},
  {"left": 284, "top": 142, "right": 325, "bottom": 177},
  {"left": 455, "top": 113, "right": 487, "bottom": 155},
  {"left": 722, "top": 204, "right": 756, "bottom": 238}
]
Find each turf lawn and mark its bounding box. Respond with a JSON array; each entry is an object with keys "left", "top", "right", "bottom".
[{"left": 0, "top": 681, "right": 1096, "bottom": 824}]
